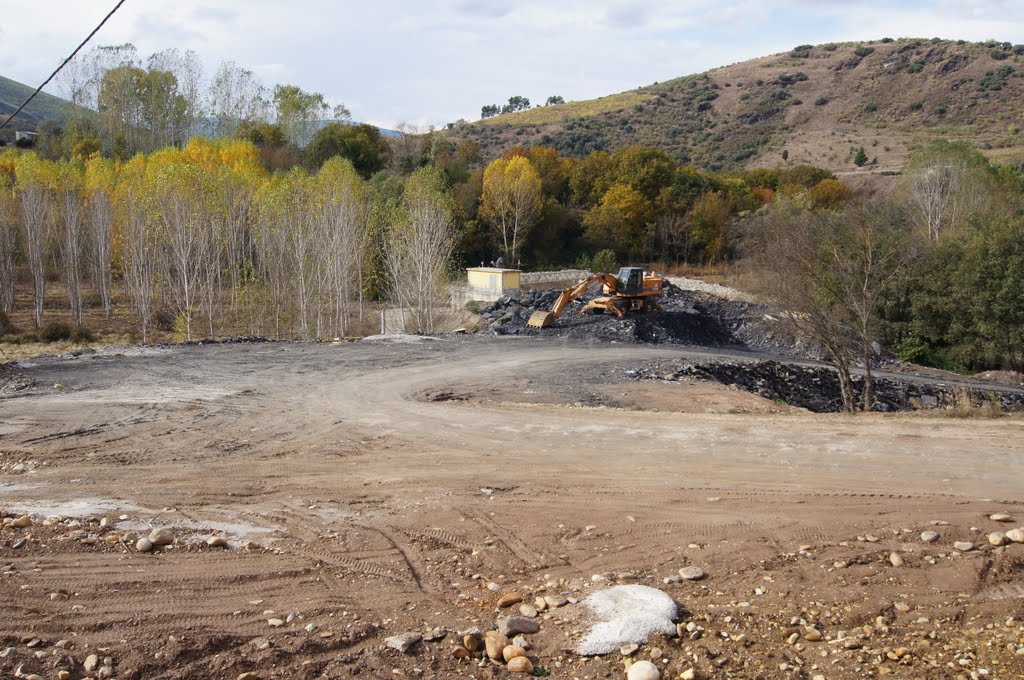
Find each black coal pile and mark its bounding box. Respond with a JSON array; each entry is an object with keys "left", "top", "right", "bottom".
[
  {"left": 479, "top": 282, "right": 814, "bottom": 357},
  {"left": 629, "top": 359, "right": 1024, "bottom": 413}
]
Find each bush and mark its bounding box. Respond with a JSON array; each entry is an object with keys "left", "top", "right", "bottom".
[
  {"left": 464, "top": 300, "right": 481, "bottom": 314},
  {"left": 38, "top": 321, "right": 72, "bottom": 342},
  {"left": 907, "top": 62, "right": 924, "bottom": 73},
  {"left": 991, "top": 50, "right": 1009, "bottom": 61},
  {"left": 152, "top": 308, "right": 176, "bottom": 332},
  {"left": 591, "top": 249, "right": 618, "bottom": 274},
  {"left": 854, "top": 46, "right": 875, "bottom": 58},
  {"left": 881, "top": 37, "right": 894, "bottom": 43},
  {"left": 0, "top": 310, "right": 16, "bottom": 336},
  {"left": 864, "top": 103, "right": 878, "bottom": 113},
  {"left": 791, "top": 44, "right": 813, "bottom": 58},
  {"left": 935, "top": 106, "right": 947, "bottom": 115},
  {"left": 909, "top": 101, "right": 924, "bottom": 111},
  {"left": 70, "top": 326, "right": 95, "bottom": 343},
  {"left": 814, "top": 96, "right": 829, "bottom": 106}
]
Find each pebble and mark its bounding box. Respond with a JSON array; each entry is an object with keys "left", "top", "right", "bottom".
[
  {"left": 889, "top": 552, "right": 904, "bottom": 567},
  {"left": 626, "top": 660, "right": 661, "bottom": 680},
  {"left": 305, "top": 624, "right": 317, "bottom": 633},
  {"left": 507, "top": 656, "right": 534, "bottom": 674},
  {"left": 533, "top": 596, "right": 547, "bottom": 611},
  {"left": 497, "top": 592, "right": 523, "bottom": 608},
  {"left": 135, "top": 538, "right": 154, "bottom": 553},
  {"left": 649, "top": 646, "right": 662, "bottom": 659},
  {"left": 463, "top": 631, "right": 483, "bottom": 652},
  {"left": 484, "top": 631, "right": 510, "bottom": 660},
  {"left": 267, "top": 618, "right": 284, "bottom": 627},
  {"left": 989, "top": 514, "right": 1013, "bottom": 522},
  {"left": 519, "top": 604, "right": 537, "bottom": 618},
  {"left": 149, "top": 527, "right": 174, "bottom": 546},
  {"left": 678, "top": 566, "right": 706, "bottom": 581},
  {"left": 512, "top": 635, "right": 530, "bottom": 650},
  {"left": 920, "top": 531, "right": 939, "bottom": 543},
  {"left": 84, "top": 654, "right": 99, "bottom": 672},
  {"left": 58, "top": 672, "right": 71, "bottom": 680},
  {"left": 804, "top": 627, "right": 823, "bottom": 642},
  {"left": 620, "top": 643, "right": 639, "bottom": 656},
  {"left": 988, "top": 532, "right": 1006, "bottom": 546},
  {"left": 954, "top": 541, "right": 974, "bottom": 552},
  {"left": 451, "top": 646, "right": 470, "bottom": 659},
  {"left": 207, "top": 536, "right": 228, "bottom": 547},
  {"left": 543, "top": 595, "right": 568, "bottom": 608},
  {"left": 385, "top": 633, "right": 422, "bottom": 653},
  {"left": 502, "top": 644, "right": 527, "bottom": 662},
  {"left": 681, "top": 670, "right": 696, "bottom": 680},
  {"left": 497, "top": 616, "right": 540, "bottom": 637},
  {"left": 12, "top": 538, "right": 26, "bottom": 549},
  {"left": 895, "top": 602, "right": 911, "bottom": 613},
  {"left": 1006, "top": 528, "right": 1024, "bottom": 543},
  {"left": 11, "top": 516, "right": 32, "bottom": 528},
  {"left": 237, "top": 673, "right": 260, "bottom": 680}
]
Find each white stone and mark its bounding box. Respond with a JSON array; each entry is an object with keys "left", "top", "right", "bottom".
[
  {"left": 678, "top": 566, "right": 706, "bottom": 581},
  {"left": 920, "top": 531, "right": 939, "bottom": 543},
  {"left": 626, "top": 660, "right": 661, "bottom": 680}
]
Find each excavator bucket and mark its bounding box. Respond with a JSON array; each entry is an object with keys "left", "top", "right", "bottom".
[{"left": 527, "top": 310, "right": 556, "bottom": 328}]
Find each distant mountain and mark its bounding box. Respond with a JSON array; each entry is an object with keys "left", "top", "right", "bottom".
[
  {"left": 450, "top": 38, "right": 1024, "bottom": 173},
  {"left": 0, "top": 75, "right": 80, "bottom": 138}
]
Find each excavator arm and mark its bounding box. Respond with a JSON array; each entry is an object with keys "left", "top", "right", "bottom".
[{"left": 527, "top": 274, "right": 618, "bottom": 328}]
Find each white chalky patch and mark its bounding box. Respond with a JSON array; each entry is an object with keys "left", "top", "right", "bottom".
[{"left": 576, "top": 585, "right": 677, "bottom": 655}]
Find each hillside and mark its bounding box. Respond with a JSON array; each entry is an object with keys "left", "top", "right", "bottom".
[
  {"left": 451, "top": 38, "right": 1024, "bottom": 173},
  {"left": 0, "top": 75, "right": 79, "bottom": 139}
]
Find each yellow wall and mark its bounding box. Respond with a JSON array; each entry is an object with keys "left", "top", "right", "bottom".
[{"left": 466, "top": 268, "right": 520, "bottom": 292}]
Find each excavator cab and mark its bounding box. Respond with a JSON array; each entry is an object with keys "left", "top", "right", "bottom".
[{"left": 616, "top": 267, "right": 644, "bottom": 295}]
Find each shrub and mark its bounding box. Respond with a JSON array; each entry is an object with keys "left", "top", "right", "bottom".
[
  {"left": 152, "top": 308, "right": 176, "bottom": 331},
  {"left": 935, "top": 106, "right": 947, "bottom": 115},
  {"left": 38, "top": 321, "right": 72, "bottom": 342},
  {"left": 70, "top": 326, "right": 95, "bottom": 343},
  {"left": 980, "top": 65, "right": 1015, "bottom": 91},
  {"left": 592, "top": 249, "right": 618, "bottom": 274},
  {"left": 790, "top": 99, "right": 803, "bottom": 105},
  {"left": 464, "top": 300, "right": 481, "bottom": 314},
  {"left": 907, "top": 62, "right": 924, "bottom": 73},
  {"left": 991, "top": 50, "right": 1009, "bottom": 61},
  {"left": 864, "top": 103, "right": 878, "bottom": 113},
  {"left": 854, "top": 46, "right": 875, "bottom": 58},
  {"left": 909, "top": 101, "right": 924, "bottom": 111},
  {"left": 881, "top": 37, "right": 894, "bottom": 43},
  {"left": 823, "top": 43, "right": 839, "bottom": 51},
  {"left": 0, "top": 310, "right": 15, "bottom": 336},
  {"left": 814, "top": 96, "right": 829, "bottom": 106},
  {"left": 791, "top": 44, "right": 813, "bottom": 58}
]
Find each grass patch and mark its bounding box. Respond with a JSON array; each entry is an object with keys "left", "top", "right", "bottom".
[{"left": 479, "top": 92, "right": 654, "bottom": 126}]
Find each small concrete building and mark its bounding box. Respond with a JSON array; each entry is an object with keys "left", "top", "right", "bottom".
[{"left": 464, "top": 267, "right": 521, "bottom": 301}]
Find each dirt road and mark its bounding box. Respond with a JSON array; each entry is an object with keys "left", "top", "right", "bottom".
[{"left": 2, "top": 338, "right": 1023, "bottom": 679}]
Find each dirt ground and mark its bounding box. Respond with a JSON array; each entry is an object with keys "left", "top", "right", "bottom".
[{"left": 1, "top": 336, "right": 1023, "bottom": 680}]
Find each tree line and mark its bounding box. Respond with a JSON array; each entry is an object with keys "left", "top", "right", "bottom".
[
  {"left": 0, "top": 140, "right": 457, "bottom": 340},
  {"left": 742, "top": 140, "right": 1024, "bottom": 410}
]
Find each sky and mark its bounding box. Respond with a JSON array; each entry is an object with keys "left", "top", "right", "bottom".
[{"left": 2, "top": 0, "right": 1023, "bottom": 129}]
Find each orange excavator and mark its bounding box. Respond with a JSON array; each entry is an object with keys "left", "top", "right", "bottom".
[{"left": 526, "top": 267, "right": 666, "bottom": 328}]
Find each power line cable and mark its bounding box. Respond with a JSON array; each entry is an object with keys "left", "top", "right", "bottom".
[{"left": 0, "top": 0, "right": 129, "bottom": 131}]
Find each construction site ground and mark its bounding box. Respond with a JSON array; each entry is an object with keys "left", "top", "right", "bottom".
[{"left": 1, "top": 337, "right": 1023, "bottom": 679}]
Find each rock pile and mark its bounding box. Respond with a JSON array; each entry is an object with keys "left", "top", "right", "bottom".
[
  {"left": 628, "top": 359, "right": 1024, "bottom": 413},
  {"left": 478, "top": 283, "right": 812, "bottom": 357}
]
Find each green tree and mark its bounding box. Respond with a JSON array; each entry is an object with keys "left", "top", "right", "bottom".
[
  {"left": 306, "top": 123, "right": 390, "bottom": 177},
  {"left": 853, "top": 147, "right": 868, "bottom": 167},
  {"left": 272, "top": 84, "right": 329, "bottom": 147},
  {"left": 583, "top": 184, "right": 654, "bottom": 259}
]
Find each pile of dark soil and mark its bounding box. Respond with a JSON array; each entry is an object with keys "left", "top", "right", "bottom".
[
  {"left": 479, "top": 282, "right": 815, "bottom": 358},
  {"left": 628, "top": 358, "right": 1024, "bottom": 413}
]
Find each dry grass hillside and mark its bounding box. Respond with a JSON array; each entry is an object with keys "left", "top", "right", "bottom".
[{"left": 451, "top": 38, "right": 1024, "bottom": 173}]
